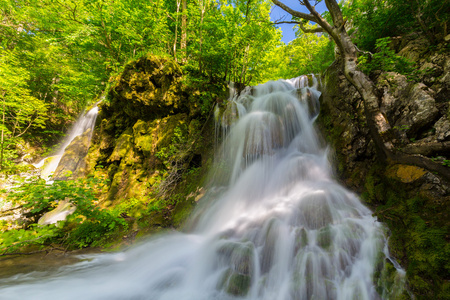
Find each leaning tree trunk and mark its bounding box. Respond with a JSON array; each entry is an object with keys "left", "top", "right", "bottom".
[
  {"left": 303, "top": 0, "right": 394, "bottom": 159},
  {"left": 272, "top": 0, "right": 450, "bottom": 180},
  {"left": 326, "top": 4, "right": 450, "bottom": 180}
]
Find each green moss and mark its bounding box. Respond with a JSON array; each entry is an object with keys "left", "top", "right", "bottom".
[
  {"left": 171, "top": 196, "right": 196, "bottom": 228},
  {"left": 133, "top": 119, "right": 155, "bottom": 153},
  {"left": 376, "top": 258, "right": 410, "bottom": 300},
  {"left": 225, "top": 273, "right": 251, "bottom": 296},
  {"left": 317, "top": 225, "right": 332, "bottom": 250},
  {"left": 108, "top": 128, "right": 133, "bottom": 162},
  {"left": 365, "top": 164, "right": 450, "bottom": 299}
]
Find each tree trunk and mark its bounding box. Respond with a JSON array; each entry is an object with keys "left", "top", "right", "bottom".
[
  {"left": 181, "top": 0, "right": 187, "bottom": 62},
  {"left": 300, "top": 0, "right": 394, "bottom": 158},
  {"left": 1, "top": 94, "right": 5, "bottom": 171},
  {"left": 272, "top": 0, "right": 450, "bottom": 180},
  {"left": 173, "top": 0, "right": 182, "bottom": 61},
  {"left": 198, "top": 0, "right": 206, "bottom": 73}
]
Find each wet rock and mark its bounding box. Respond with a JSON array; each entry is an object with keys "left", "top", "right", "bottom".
[
  {"left": 298, "top": 193, "right": 333, "bottom": 230},
  {"left": 216, "top": 241, "right": 255, "bottom": 276},
  {"left": 216, "top": 241, "right": 254, "bottom": 296},
  {"left": 53, "top": 129, "right": 92, "bottom": 180},
  {"left": 316, "top": 225, "right": 332, "bottom": 249},
  {"left": 294, "top": 227, "right": 308, "bottom": 252},
  {"left": 259, "top": 219, "right": 279, "bottom": 273},
  {"left": 225, "top": 273, "right": 251, "bottom": 296},
  {"left": 217, "top": 101, "right": 243, "bottom": 127}
]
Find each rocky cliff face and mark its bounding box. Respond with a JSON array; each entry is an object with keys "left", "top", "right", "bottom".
[
  {"left": 319, "top": 36, "right": 449, "bottom": 299},
  {"left": 85, "top": 55, "right": 226, "bottom": 232}
]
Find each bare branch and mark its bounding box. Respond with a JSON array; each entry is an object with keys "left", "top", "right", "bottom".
[
  {"left": 302, "top": 0, "right": 333, "bottom": 33},
  {"left": 271, "top": 0, "right": 317, "bottom": 22},
  {"left": 298, "top": 22, "right": 325, "bottom": 33},
  {"left": 272, "top": 20, "right": 325, "bottom": 33},
  {"left": 272, "top": 21, "right": 301, "bottom": 25},
  {"left": 355, "top": 45, "right": 372, "bottom": 57}
]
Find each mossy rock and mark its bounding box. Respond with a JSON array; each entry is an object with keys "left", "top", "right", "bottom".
[
  {"left": 225, "top": 272, "right": 251, "bottom": 297},
  {"left": 53, "top": 128, "right": 92, "bottom": 180},
  {"left": 107, "top": 55, "right": 187, "bottom": 121},
  {"left": 386, "top": 164, "right": 427, "bottom": 184},
  {"left": 294, "top": 227, "right": 309, "bottom": 251},
  {"left": 298, "top": 193, "right": 333, "bottom": 230},
  {"left": 172, "top": 198, "right": 196, "bottom": 228},
  {"left": 107, "top": 159, "right": 151, "bottom": 202},
  {"left": 108, "top": 129, "right": 133, "bottom": 162},
  {"left": 364, "top": 164, "right": 450, "bottom": 299},
  {"left": 316, "top": 225, "right": 332, "bottom": 250},
  {"left": 217, "top": 267, "right": 252, "bottom": 297},
  {"left": 153, "top": 114, "right": 187, "bottom": 153},
  {"left": 376, "top": 258, "right": 410, "bottom": 300},
  {"left": 133, "top": 119, "right": 155, "bottom": 154}
]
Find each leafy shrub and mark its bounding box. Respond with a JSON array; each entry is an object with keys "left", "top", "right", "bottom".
[
  {"left": 343, "top": 0, "right": 449, "bottom": 51},
  {"left": 358, "top": 38, "right": 414, "bottom": 75},
  {"left": 1, "top": 175, "right": 127, "bottom": 253}
]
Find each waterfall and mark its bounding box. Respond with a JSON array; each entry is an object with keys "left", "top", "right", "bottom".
[
  {"left": 36, "top": 106, "right": 99, "bottom": 181},
  {"left": 0, "top": 77, "right": 405, "bottom": 299}
]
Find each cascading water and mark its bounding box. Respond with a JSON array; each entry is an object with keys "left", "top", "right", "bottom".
[
  {"left": 0, "top": 77, "right": 405, "bottom": 299},
  {"left": 36, "top": 106, "right": 99, "bottom": 181}
]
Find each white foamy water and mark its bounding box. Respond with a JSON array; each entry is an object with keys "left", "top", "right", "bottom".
[
  {"left": 0, "top": 76, "right": 404, "bottom": 299},
  {"left": 36, "top": 106, "right": 99, "bottom": 181}
]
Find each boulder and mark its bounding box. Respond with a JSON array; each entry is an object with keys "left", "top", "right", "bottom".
[
  {"left": 298, "top": 192, "right": 333, "bottom": 230},
  {"left": 52, "top": 129, "right": 92, "bottom": 180},
  {"left": 105, "top": 55, "right": 186, "bottom": 121},
  {"left": 434, "top": 116, "right": 450, "bottom": 141},
  {"left": 38, "top": 200, "right": 76, "bottom": 225},
  {"left": 379, "top": 73, "right": 439, "bottom": 138}
]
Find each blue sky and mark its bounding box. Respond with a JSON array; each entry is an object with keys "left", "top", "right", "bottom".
[{"left": 270, "top": 1, "right": 327, "bottom": 44}]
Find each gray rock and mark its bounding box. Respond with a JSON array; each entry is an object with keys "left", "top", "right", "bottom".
[
  {"left": 398, "top": 37, "right": 429, "bottom": 62},
  {"left": 393, "top": 83, "right": 439, "bottom": 136},
  {"left": 38, "top": 200, "right": 76, "bottom": 225},
  {"left": 434, "top": 116, "right": 450, "bottom": 141},
  {"left": 380, "top": 72, "right": 409, "bottom": 123},
  {"left": 53, "top": 129, "right": 92, "bottom": 180},
  {"left": 298, "top": 193, "right": 333, "bottom": 230}
]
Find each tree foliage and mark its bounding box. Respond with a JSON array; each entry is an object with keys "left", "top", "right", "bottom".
[
  {"left": 342, "top": 0, "right": 450, "bottom": 51},
  {"left": 0, "top": 49, "right": 48, "bottom": 169},
  {"left": 265, "top": 22, "right": 334, "bottom": 80},
  {"left": 1, "top": 175, "right": 127, "bottom": 252}
]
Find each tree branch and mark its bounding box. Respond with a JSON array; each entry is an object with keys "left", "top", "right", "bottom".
[
  {"left": 272, "top": 21, "right": 325, "bottom": 33},
  {"left": 272, "top": 21, "right": 301, "bottom": 25},
  {"left": 355, "top": 45, "right": 373, "bottom": 56},
  {"left": 0, "top": 205, "right": 24, "bottom": 217},
  {"left": 298, "top": 22, "right": 325, "bottom": 33},
  {"left": 271, "top": 0, "right": 317, "bottom": 22},
  {"left": 302, "top": 0, "right": 334, "bottom": 33}
]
